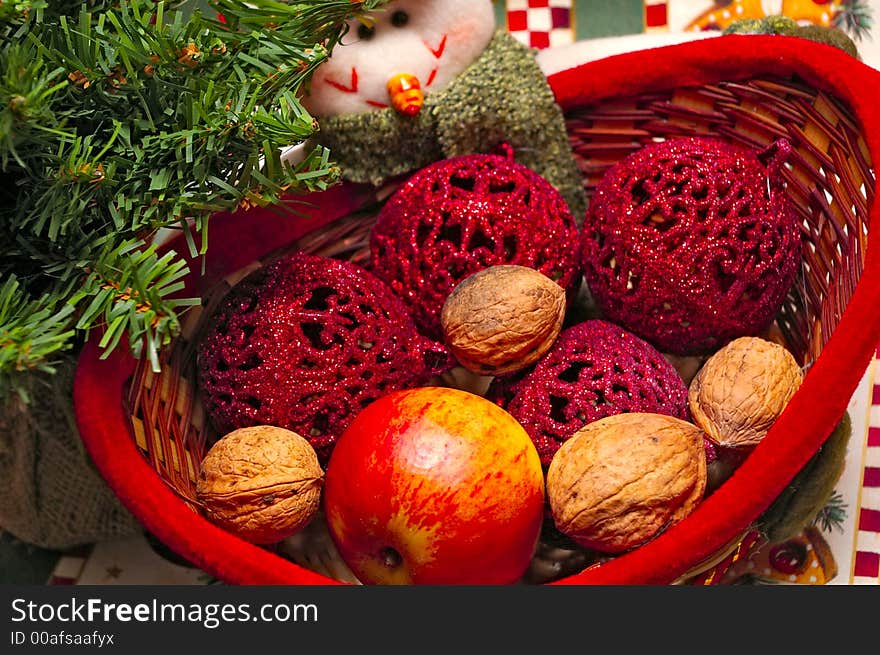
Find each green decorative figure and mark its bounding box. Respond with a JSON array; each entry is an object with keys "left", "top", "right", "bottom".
[
  {"left": 723, "top": 15, "right": 860, "bottom": 58},
  {"left": 759, "top": 412, "right": 852, "bottom": 543}
]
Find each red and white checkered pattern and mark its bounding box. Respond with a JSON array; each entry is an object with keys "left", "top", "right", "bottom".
[
  {"left": 506, "top": 0, "right": 574, "bottom": 50},
  {"left": 645, "top": 1, "right": 669, "bottom": 31},
  {"left": 853, "top": 347, "right": 880, "bottom": 583}
]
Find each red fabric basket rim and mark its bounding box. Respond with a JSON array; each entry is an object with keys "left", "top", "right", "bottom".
[{"left": 74, "top": 35, "right": 880, "bottom": 585}]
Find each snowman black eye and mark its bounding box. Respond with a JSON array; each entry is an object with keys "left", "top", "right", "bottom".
[
  {"left": 391, "top": 10, "right": 409, "bottom": 27},
  {"left": 357, "top": 23, "right": 375, "bottom": 40}
]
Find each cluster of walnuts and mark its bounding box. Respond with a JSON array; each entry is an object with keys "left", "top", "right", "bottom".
[
  {"left": 194, "top": 141, "right": 806, "bottom": 566},
  {"left": 441, "top": 264, "right": 803, "bottom": 554}
]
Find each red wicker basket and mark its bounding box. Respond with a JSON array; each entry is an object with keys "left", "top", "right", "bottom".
[{"left": 74, "top": 35, "right": 880, "bottom": 585}]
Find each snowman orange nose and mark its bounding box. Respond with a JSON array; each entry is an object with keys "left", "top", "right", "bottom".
[{"left": 387, "top": 73, "right": 424, "bottom": 116}]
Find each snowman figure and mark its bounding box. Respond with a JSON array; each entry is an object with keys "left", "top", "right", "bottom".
[
  {"left": 300, "top": 0, "right": 586, "bottom": 221},
  {"left": 303, "top": 1, "right": 496, "bottom": 118}
]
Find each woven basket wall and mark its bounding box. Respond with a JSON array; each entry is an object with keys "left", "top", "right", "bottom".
[{"left": 74, "top": 36, "right": 880, "bottom": 586}]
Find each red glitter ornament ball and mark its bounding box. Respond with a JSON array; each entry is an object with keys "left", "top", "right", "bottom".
[
  {"left": 488, "top": 319, "right": 689, "bottom": 468},
  {"left": 579, "top": 137, "right": 802, "bottom": 355},
  {"left": 370, "top": 151, "right": 582, "bottom": 340},
  {"left": 197, "top": 251, "right": 450, "bottom": 465}
]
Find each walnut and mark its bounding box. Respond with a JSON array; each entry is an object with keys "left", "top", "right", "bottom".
[
  {"left": 196, "top": 425, "right": 324, "bottom": 544},
  {"left": 546, "top": 412, "right": 707, "bottom": 554},
  {"left": 440, "top": 265, "right": 565, "bottom": 376},
  {"left": 688, "top": 336, "right": 803, "bottom": 449}
]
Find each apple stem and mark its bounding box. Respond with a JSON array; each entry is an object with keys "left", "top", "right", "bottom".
[{"left": 380, "top": 547, "right": 402, "bottom": 569}]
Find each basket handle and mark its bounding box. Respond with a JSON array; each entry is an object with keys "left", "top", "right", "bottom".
[{"left": 157, "top": 181, "right": 379, "bottom": 299}]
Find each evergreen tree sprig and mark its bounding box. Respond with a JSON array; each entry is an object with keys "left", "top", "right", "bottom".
[
  {"left": 0, "top": 0, "right": 390, "bottom": 400},
  {"left": 0, "top": 275, "right": 76, "bottom": 402}
]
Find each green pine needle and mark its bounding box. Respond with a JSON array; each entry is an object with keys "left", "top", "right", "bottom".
[
  {"left": 0, "top": 275, "right": 77, "bottom": 401},
  {"left": 0, "top": 1, "right": 390, "bottom": 396},
  {"left": 834, "top": 0, "right": 873, "bottom": 42},
  {"left": 813, "top": 491, "right": 848, "bottom": 534}
]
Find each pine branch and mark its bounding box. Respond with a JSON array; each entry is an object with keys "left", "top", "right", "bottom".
[
  {"left": 813, "top": 491, "right": 847, "bottom": 534},
  {"left": 834, "top": 1, "right": 873, "bottom": 42},
  {"left": 0, "top": 275, "right": 76, "bottom": 401},
  {"left": 69, "top": 238, "right": 201, "bottom": 372},
  {"left": 0, "top": 1, "right": 391, "bottom": 394}
]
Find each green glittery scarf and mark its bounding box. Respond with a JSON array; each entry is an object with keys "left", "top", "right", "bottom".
[{"left": 312, "top": 30, "right": 588, "bottom": 222}]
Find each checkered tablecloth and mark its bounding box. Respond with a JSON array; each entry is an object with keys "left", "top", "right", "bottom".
[
  {"left": 857, "top": 351, "right": 880, "bottom": 582},
  {"left": 500, "top": 0, "right": 672, "bottom": 49},
  {"left": 497, "top": 0, "right": 880, "bottom": 67}
]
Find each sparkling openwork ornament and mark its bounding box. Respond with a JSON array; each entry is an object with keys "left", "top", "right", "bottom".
[
  {"left": 197, "top": 251, "right": 450, "bottom": 465},
  {"left": 370, "top": 151, "right": 582, "bottom": 339},
  {"left": 488, "top": 320, "right": 689, "bottom": 468},
  {"left": 579, "top": 137, "right": 802, "bottom": 355}
]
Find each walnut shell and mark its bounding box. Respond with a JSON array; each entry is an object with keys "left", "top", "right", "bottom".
[
  {"left": 546, "top": 412, "right": 707, "bottom": 554},
  {"left": 440, "top": 265, "right": 565, "bottom": 376},
  {"left": 688, "top": 336, "right": 803, "bottom": 448},
  {"left": 196, "top": 425, "right": 324, "bottom": 544}
]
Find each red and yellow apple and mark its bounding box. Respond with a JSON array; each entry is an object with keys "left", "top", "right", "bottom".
[{"left": 323, "top": 386, "right": 545, "bottom": 585}]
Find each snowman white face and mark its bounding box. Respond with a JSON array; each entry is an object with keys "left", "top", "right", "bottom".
[{"left": 301, "top": 0, "right": 496, "bottom": 117}]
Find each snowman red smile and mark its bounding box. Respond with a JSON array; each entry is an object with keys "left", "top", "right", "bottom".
[{"left": 322, "top": 66, "right": 432, "bottom": 114}]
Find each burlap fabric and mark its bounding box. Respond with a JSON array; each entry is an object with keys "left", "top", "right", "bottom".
[{"left": 0, "top": 355, "right": 142, "bottom": 550}]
